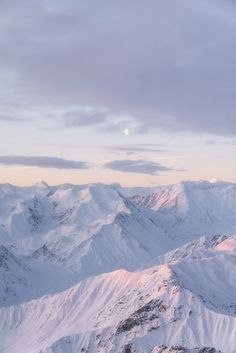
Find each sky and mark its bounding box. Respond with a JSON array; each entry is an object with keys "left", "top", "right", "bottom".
[{"left": 0, "top": 0, "right": 236, "bottom": 187}]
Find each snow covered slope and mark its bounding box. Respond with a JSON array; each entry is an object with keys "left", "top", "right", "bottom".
[
  {"left": 0, "top": 182, "right": 175, "bottom": 277},
  {"left": 0, "top": 235, "right": 235, "bottom": 353},
  {"left": 0, "top": 245, "right": 30, "bottom": 306},
  {"left": 0, "top": 180, "right": 235, "bottom": 353},
  {"left": 129, "top": 180, "right": 236, "bottom": 239}
]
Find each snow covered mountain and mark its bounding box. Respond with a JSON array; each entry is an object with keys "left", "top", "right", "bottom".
[
  {"left": 129, "top": 180, "right": 236, "bottom": 238},
  {"left": 0, "top": 245, "right": 30, "bottom": 306},
  {"left": 0, "top": 180, "right": 235, "bottom": 353}
]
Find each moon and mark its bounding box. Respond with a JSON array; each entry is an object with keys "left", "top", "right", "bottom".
[{"left": 124, "top": 128, "right": 129, "bottom": 136}]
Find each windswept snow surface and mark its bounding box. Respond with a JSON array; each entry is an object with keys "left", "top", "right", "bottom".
[
  {"left": 129, "top": 180, "right": 236, "bottom": 238},
  {"left": 0, "top": 180, "right": 235, "bottom": 353}
]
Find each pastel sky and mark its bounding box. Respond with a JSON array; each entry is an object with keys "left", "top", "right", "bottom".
[{"left": 0, "top": 0, "right": 236, "bottom": 186}]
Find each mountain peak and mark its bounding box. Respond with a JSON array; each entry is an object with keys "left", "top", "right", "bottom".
[{"left": 33, "top": 181, "right": 49, "bottom": 189}]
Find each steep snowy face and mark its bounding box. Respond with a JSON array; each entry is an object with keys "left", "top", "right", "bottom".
[
  {"left": 0, "top": 182, "right": 170, "bottom": 276},
  {"left": 0, "top": 183, "right": 131, "bottom": 254},
  {"left": 0, "top": 246, "right": 31, "bottom": 306},
  {"left": 0, "top": 183, "right": 53, "bottom": 251},
  {"left": 215, "top": 238, "right": 236, "bottom": 252},
  {"left": 172, "top": 236, "right": 236, "bottom": 317},
  {"left": 0, "top": 239, "right": 235, "bottom": 353},
  {"left": 130, "top": 181, "right": 236, "bottom": 238}
]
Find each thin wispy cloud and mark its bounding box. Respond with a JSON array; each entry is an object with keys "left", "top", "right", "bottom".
[
  {"left": 0, "top": 156, "right": 90, "bottom": 170},
  {"left": 103, "top": 159, "right": 174, "bottom": 175},
  {"left": 105, "top": 144, "right": 169, "bottom": 155}
]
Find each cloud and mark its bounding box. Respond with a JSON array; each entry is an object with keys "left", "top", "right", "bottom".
[
  {"left": 1, "top": 0, "right": 236, "bottom": 136},
  {"left": 99, "top": 119, "right": 133, "bottom": 134},
  {"left": 103, "top": 159, "right": 173, "bottom": 175},
  {"left": 105, "top": 144, "right": 168, "bottom": 155},
  {"left": 0, "top": 115, "right": 26, "bottom": 122},
  {"left": 62, "top": 109, "right": 108, "bottom": 127},
  {"left": 0, "top": 156, "right": 90, "bottom": 169}
]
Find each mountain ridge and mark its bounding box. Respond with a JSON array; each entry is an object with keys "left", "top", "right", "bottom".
[{"left": 0, "top": 180, "right": 235, "bottom": 353}]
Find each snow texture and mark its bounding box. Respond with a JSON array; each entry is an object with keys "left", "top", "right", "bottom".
[{"left": 0, "top": 180, "right": 235, "bottom": 353}]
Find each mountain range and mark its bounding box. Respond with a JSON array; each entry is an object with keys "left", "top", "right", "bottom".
[{"left": 0, "top": 180, "right": 235, "bottom": 353}]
